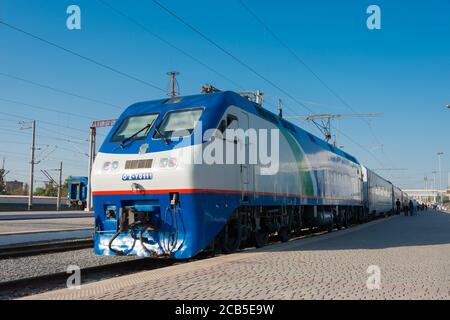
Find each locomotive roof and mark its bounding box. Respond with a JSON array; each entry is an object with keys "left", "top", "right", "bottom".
[{"left": 117, "top": 91, "right": 360, "bottom": 165}]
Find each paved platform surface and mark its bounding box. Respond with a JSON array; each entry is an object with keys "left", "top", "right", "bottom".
[
  {"left": 0, "top": 217, "right": 92, "bottom": 235},
  {"left": 0, "top": 217, "right": 93, "bottom": 246},
  {"left": 25, "top": 211, "right": 450, "bottom": 300},
  {"left": 0, "top": 229, "right": 93, "bottom": 247},
  {"left": 0, "top": 211, "right": 93, "bottom": 221}
]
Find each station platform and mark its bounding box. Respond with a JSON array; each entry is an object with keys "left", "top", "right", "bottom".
[
  {"left": 0, "top": 217, "right": 93, "bottom": 247},
  {"left": 24, "top": 210, "right": 450, "bottom": 300},
  {"left": 0, "top": 210, "right": 93, "bottom": 221}
]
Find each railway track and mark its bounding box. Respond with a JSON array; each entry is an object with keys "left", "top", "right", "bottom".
[
  {"left": 0, "top": 256, "right": 179, "bottom": 300},
  {"left": 0, "top": 238, "right": 94, "bottom": 259},
  {"left": 0, "top": 216, "right": 393, "bottom": 299}
]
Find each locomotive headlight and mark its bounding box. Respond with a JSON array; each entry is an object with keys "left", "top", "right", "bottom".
[
  {"left": 168, "top": 157, "right": 177, "bottom": 168},
  {"left": 159, "top": 157, "right": 178, "bottom": 168},
  {"left": 159, "top": 158, "right": 168, "bottom": 168},
  {"left": 102, "top": 161, "right": 112, "bottom": 171},
  {"left": 102, "top": 161, "right": 119, "bottom": 172},
  {"left": 111, "top": 161, "right": 119, "bottom": 171}
]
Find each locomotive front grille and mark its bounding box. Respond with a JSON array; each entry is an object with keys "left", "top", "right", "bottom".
[{"left": 125, "top": 159, "right": 153, "bottom": 170}]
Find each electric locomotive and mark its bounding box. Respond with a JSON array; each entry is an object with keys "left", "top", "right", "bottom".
[{"left": 92, "top": 90, "right": 398, "bottom": 259}]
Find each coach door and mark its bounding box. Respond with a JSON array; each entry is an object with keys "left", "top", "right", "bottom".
[{"left": 240, "top": 111, "right": 254, "bottom": 203}]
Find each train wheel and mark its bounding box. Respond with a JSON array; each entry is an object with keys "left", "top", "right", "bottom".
[
  {"left": 253, "top": 230, "right": 269, "bottom": 248},
  {"left": 278, "top": 226, "right": 290, "bottom": 243},
  {"left": 221, "top": 219, "right": 241, "bottom": 254}
]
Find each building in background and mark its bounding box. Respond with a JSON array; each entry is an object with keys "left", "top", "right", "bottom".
[{"left": 6, "top": 180, "right": 25, "bottom": 195}]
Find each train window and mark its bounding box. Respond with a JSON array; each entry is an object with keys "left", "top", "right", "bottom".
[
  {"left": 227, "top": 115, "right": 239, "bottom": 128},
  {"left": 154, "top": 108, "right": 203, "bottom": 139},
  {"left": 111, "top": 113, "right": 159, "bottom": 143},
  {"left": 217, "top": 114, "right": 238, "bottom": 134},
  {"left": 218, "top": 120, "right": 226, "bottom": 134}
]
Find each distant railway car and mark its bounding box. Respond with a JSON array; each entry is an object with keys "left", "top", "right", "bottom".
[
  {"left": 67, "top": 176, "right": 88, "bottom": 209},
  {"left": 91, "top": 90, "right": 401, "bottom": 259},
  {"left": 362, "top": 167, "right": 394, "bottom": 217}
]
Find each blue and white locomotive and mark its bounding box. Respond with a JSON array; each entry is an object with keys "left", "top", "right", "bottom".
[{"left": 92, "top": 90, "right": 401, "bottom": 259}]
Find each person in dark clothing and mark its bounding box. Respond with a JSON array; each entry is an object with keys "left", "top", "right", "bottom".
[
  {"left": 409, "top": 199, "right": 414, "bottom": 216},
  {"left": 395, "top": 199, "right": 401, "bottom": 215}
]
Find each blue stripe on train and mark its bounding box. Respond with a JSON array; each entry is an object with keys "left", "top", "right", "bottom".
[{"left": 93, "top": 192, "right": 362, "bottom": 259}]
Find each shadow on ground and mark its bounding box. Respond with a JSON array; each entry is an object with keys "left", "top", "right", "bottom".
[{"left": 261, "top": 211, "right": 450, "bottom": 252}]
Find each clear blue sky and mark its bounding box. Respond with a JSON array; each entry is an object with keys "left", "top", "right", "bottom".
[{"left": 0, "top": 0, "right": 449, "bottom": 189}]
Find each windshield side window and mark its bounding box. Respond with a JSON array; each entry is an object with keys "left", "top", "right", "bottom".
[
  {"left": 154, "top": 108, "right": 203, "bottom": 139},
  {"left": 110, "top": 113, "right": 159, "bottom": 142},
  {"left": 218, "top": 114, "right": 238, "bottom": 134}
]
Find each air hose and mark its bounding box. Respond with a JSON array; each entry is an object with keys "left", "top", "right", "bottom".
[
  {"left": 108, "top": 222, "right": 140, "bottom": 256},
  {"left": 140, "top": 225, "right": 158, "bottom": 257},
  {"left": 108, "top": 230, "right": 127, "bottom": 256}
]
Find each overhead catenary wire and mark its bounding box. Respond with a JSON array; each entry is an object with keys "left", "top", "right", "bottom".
[
  {"left": 0, "top": 20, "right": 166, "bottom": 93},
  {"left": 0, "top": 97, "right": 97, "bottom": 120},
  {"left": 238, "top": 0, "right": 392, "bottom": 167},
  {"left": 0, "top": 72, "right": 122, "bottom": 109},
  {"left": 0, "top": 111, "right": 87, "bottom": 134},
  {"left": 150, "top": 0, "right": 386, "bottom": 167},
  {"left": 237, "top": 1, "right": 384, "bottom": 135},
  {"left": 0, "top": 117, "right": 95, "bottom": 140},
  {"left": 0, "top": 127, "right": 88, "bottom": 145},
  {"left": 0, "top": 151, "right": 88, "bottom": 169},
  {"left": 150, "top": 0, "right": 315, "bottom": 115},
  {"left": 98, "top": 0, "right": 247, "bottom": 92}
]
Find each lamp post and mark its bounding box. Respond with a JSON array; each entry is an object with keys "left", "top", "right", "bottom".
[{"left": 437, "top": 152, "right": 444, "bottom": 203}]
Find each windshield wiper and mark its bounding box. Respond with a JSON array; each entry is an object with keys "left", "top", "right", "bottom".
[
  {"left": 154, "top": 126, "right": 171, "bottom": 145},
  {"left": 119, "top": 124, "right": 152, "bottom": 149}
]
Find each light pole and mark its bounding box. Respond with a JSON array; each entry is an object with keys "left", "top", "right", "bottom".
[{"left": 437, "top": 152, "right": 444, "bottom": 203}]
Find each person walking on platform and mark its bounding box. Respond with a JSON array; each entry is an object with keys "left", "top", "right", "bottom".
[
  {"left": 396, "top": 199, "right": 401, "bottom": 215},
  {"left": 409, "top": 199, "right": 414, "bottom": 216}
]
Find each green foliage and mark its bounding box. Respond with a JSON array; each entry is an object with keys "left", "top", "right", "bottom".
[
  {"left": 34, "top": 182, "right": 58, "bottom": 197},
  {"left": 0, "top": 168, "right": 7, "bottom": 195}
]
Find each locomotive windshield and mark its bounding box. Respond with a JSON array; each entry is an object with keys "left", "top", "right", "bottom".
[
  {"left": 154, "top": 108, "right": 203, "bottom": 139},
  {"left": 111, "top": 113, "right": 159, "bottom": 142}
]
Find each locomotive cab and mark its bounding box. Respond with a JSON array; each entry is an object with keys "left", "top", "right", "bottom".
[{"left": 91, "top": 92, "right": 237, "bottom": 258}]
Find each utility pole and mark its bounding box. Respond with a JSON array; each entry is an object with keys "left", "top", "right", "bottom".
[
  {"left": 57, "top": 161, "right": 63, "bottom": 211},
  {"left": 432, "top": 171, "right": 437, "bottom": 190},
  {"left": 167, "top": 71, "right": 180, "bottom": 97},
  {"left": 41, "top": 162, "right": 63, "bottom": 211},
  {"left": 437, "top": 152, "right": 444, "bottom": 203},
  {"left": 86, "top": 126, "right": 96, "bottom": 212},
  {"left": 28, "top": 120, "right": 36, "bottom": 211},
  {"left": 86, "top": 119, "right": 117, "bottom": 212}
]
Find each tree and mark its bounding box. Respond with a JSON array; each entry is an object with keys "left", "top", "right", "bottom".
[{"left": 34, "top": 182, "right": 58, "bottom": 197}]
